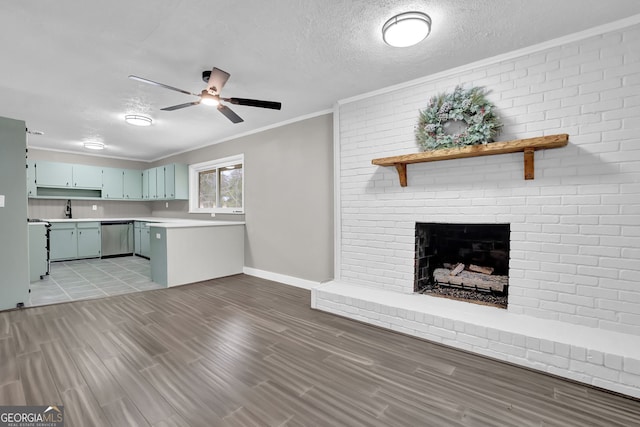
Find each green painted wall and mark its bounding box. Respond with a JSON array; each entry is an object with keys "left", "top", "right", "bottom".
[{"left": 0, "top": 116, "right": 29, "bottom": 309}]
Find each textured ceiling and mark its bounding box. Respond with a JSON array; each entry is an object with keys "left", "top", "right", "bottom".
[{"left": 1, "top": 0, "right": 639, "bottom": 161}]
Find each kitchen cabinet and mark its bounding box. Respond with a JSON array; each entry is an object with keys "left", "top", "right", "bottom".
[
  {"left": 28, "top": 223, "right": 48, "bottom": 281},
  {"left": 124, "top": 169, "right": 142, "bottom": 200},
  {"left": 50, "top": 221, "right": 101, "bottom": 261},
  {"left": 27, "top": 160, "right": 187, "bottom": 201},
  {"left": 29, "top": 161, "right": 102, "bottom": 198},
  {"left": 142, "top": 170, "right": 150, "bottom": 200},
  {"left": 73, "top": 164, "right": 102, "bottom": 189},
  {"left": 102, "top": 168, "right": 124, "bottom": 199},
  {"left": 156, "top": 166, "right": 166, "bottom": 199},
  {"left": 50, "top": 223, "right": 77, "bottom": 260},
  {"left": 134, "top": 221, "right": 152, "bottom": 258},
  {"left": 164, "top": 163, "right": 189, "bottom": 199},
  {"left": 142, "top": 164, "right": 188, "bottom": 200},
  {"left": 36, "top": 161, "right": 73, "bottom": 188},
  {"left": 134, "top": 222, "right": 141, "bottom": 254},
  {"left": 144, "top": 168, "right": 157, "bottom": 200},
  {"left": 141, "top": 227, "right": 151, "bottom": 257},
  {"left": 77, "top": 222, "right": 101, "bottom": 258},
  {"left": 27, "top": 159, "right": 36, "bottom": 197}
]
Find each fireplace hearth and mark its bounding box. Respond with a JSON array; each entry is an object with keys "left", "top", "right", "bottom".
[{"left": 415, "top": 223, "right": 510, "bottom": 308}]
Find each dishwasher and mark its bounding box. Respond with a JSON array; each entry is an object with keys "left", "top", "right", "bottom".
[{"left": 101, "top": 221, "right": 134, "bottom": 258}]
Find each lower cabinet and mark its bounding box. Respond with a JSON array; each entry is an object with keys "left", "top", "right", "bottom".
[
  {"left": 49, "top": 223, "right": 77, "bottom": 261},
  {"left": 134, "top": 221, "right": 152, "bottom": 258},
  {"left": 77, "top": 223, "right": 101, "bottom": 258},
  {"left": 28, "top": 223, "right": 48, "bottom": 281},
  {"left": 50, "top": 222, "right": 101, "bottom": 261}
]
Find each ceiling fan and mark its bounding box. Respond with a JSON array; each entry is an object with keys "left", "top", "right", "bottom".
[{"left": 128, "top": 67, "right": 282, "bottom": 124}]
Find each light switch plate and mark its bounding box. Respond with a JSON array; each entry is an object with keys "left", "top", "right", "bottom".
[{"left": 0, "top": 195, "right": 4, "bottom": 207}]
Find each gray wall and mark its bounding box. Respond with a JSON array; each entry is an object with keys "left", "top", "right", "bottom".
[
  {"left": 153, "top": 113, "right": 334, "bottom": 283},
  {"left": 0, "top": 116, "right": 29, "bottom": 309},
  {"left": 27, "top": 149, "right": 152, "bottom": 219}
]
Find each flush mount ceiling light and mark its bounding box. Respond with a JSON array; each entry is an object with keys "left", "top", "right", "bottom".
[
  {"left": 83, "top": 142, "right": 104, "bottom": 150},
  {"left": 382, "top": 11, "right": 432, "bottom": 47},
  {"left": 125, "top": 114, "right": 153, "bottom": 126}
]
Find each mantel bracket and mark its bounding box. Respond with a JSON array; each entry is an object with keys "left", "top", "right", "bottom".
[{"left": 394, "top": 163, "right": 407, "bottom": 187}]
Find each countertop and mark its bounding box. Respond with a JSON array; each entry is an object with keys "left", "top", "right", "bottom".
[{"left": 40, "top": 217, "right": 245, "bottom": 228}]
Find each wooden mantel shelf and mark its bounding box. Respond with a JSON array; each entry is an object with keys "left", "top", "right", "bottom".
[{"left": 371, "top": 134, "right": 569, "bottom": 187}]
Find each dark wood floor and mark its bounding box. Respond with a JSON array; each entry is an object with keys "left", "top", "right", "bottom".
[{"left": 1, "top": 274, "right": 639, "bottom": 426}]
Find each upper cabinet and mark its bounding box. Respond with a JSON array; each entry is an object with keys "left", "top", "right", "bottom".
[
  {"left": 27, "top": 159, "right": 36, "bottom": 197},
  {"left": 142, "top": 164, "right": 188, "bottom": 200},
  {"left": 144, "top": 168, "right": 157, "bottom": 200},
  {"left": 163, "top": 163, "right": 188, "bottom": 200},
  {"left": 35, "top": 161, "right": 73, "bottom": 188},
  {"left": 101, "top": 168, "right": 124, "bottom": 199},
  {"left": 156, "top": 166, "right": 166, "bottom": 199},
  {"left": 124, "top": 169, "right": 143, "bottom": 200},
  {"left": 73, "top": 164, "right": 102, "bottom": 189},
  {"left": 32, "top": 161, "right": 102, "bottom": 197},
  {"left": 27, "top": 160, "right": 187, "bottom": 201}
]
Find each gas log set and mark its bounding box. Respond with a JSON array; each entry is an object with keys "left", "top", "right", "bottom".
[{"left": 429, "top": 262, "right": 508, "bottom": 308}]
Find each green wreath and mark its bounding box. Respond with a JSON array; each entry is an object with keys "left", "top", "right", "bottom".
[{"left": 415, "top": 86, "right": 502, "bottom": 151}]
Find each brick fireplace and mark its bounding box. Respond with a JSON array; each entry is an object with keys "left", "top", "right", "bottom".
[{"left": 313, "top": 19, "right": 640, "bottom": 398}]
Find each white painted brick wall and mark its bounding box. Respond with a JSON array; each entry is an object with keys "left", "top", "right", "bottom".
[
  {"left": 336, "top": 23, "right": 640, "bottom": 334},
  {"left": 317, "top": 20, "right": 640, "bottom": 398}
]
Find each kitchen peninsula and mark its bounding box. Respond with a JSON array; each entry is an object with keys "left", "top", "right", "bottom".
[
  {"left": 149, "top": 220, "right": 245, "bottom": 287},
  {"left": 38, "top": 217, "right": 245, "bottom": 287}
]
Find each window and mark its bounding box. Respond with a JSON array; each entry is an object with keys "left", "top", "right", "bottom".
[{"left": 189, "top": 154, "right": 244, "bottom": 214}]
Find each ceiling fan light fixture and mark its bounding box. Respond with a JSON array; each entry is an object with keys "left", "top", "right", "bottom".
[
  {"left": 83, "top": 142, "right": 104, "bottom": 150},
  {"left": 200, "top": 91, "right": 220, "bottom": 106},
  {"left": 125, "top": 114, "right": 153, "bottom": 127},
  {"left": 382, "top": 11, "right": 431, "bottom": 47}
]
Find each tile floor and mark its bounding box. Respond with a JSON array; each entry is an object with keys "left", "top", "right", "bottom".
[{"left": 28, "top": 255, "right": 163, "bottom": 307}]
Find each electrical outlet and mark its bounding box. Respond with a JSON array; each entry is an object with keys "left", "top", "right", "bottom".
[
  {"left": 210, "top": 212, "right": 216, "bottom": 217},
  {"left": 92, "top": 204, "right": 97, "bottom": 211},
  {"left": 0, "top": 195, "right": 4, "bottom": 208},
  {"left": 165, "top": 202, "right": 168, "bottom": 208}
]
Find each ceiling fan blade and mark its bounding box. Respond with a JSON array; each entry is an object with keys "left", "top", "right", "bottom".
[
  {"left": 225, "top": 97, "right": 282, "bottom": 110},
  {"left": 218, "top": 105, "right": 244, "bottom": 123},
  {"left": 161, "top": 101, "right": 200, "bottom": 111},
  {"left": 206, "top": 67, "right": 230, "bottom": 94},
  {"left": 129, "top": 75, "right": 199, "bottom": 97}
]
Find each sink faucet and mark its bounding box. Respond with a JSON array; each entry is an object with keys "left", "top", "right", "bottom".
[{"left": 65, "top": 199, "right": 72, "bottom": 219}]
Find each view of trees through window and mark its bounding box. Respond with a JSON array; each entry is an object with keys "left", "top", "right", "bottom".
[
  {"left": 219, "top": 164, "right": 243, "bottom": 208},
  {"left": 198, "top": 169, "right": 217, "bottom": 208}
]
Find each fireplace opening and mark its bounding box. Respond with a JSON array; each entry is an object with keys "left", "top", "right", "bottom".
[{"left": 414, "top": 223, "right": 510, "bottom": 308}]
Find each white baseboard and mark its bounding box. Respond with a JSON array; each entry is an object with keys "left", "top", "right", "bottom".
[{"left": 242, "top": 267, "right": 322, "bottom": 290}]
